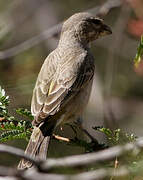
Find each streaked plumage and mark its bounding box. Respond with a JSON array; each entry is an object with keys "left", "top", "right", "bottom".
[{"left": 18, "top": 12, "right": 112, "bottom": 169}]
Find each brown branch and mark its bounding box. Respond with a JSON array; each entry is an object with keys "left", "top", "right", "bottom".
[
  {"left": 0, "top": 165, "right": 131, "bottom": 180},
  {"left": 0, "top": 137, "right": 143, "bottom": 172},
  {"left": 41, "top": 138, "right": 142, "bottom": 171},
  {"left": 0, "top": 0, "right": 122, "bottom": 60},
  {"left": 1, "top": 137, "right": 143, "bottom": 179},
  {"left": 0, "top": 23, "right": 62, "bottom": 60},
  {"left": 22, "top": 167, "right": 129, "bottom": 180},
  {"left": 97, "top": 0, "right": 122, "bottom": 17}
]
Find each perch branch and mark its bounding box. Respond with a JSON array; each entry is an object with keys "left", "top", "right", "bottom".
[
  {"left": 41, "top": 137, "right": 142, "bottom": 170},
  {"left": 0, "top": 165, "right": 131, "bottom": 180},
  {"left": 0, "top": 137, "right": 143, "bottom": 171}
]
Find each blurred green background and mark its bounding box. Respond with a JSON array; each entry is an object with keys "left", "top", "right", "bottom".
[{"left": 0, "top": 0, "right": 143, "bottom": 168}]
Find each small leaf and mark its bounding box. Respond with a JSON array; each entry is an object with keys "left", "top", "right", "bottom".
[
  {"left": 134, "top": 35, "right": 143, "bottom": 67},
  {"left": 16, "top": 108, "right": 34, "bottom": 120}
]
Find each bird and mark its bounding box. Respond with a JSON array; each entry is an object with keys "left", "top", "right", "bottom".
[{"left": 18, "top": 12, "right": 112, "bottom": 169}]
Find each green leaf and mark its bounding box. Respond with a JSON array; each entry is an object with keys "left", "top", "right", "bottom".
[
  {"left": 134, "top": 35, "right": 143, "bottom": 67},
  {"left": 93, "top": 126, "right": 137, "bottom": 145},
  {"left": 16, "top": 108, "right": 34, "bottom": 120},
  {"left": 0, "top": 130, "right": 31, "bottom": 142}
]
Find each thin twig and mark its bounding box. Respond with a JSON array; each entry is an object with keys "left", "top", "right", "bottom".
[
  {"left": 0, "top": 23, "right": 62, "bottom": 59},
  {"left": 97, "top": 0, "right": 121, "bottom": 17},
  {"left": 52, "top": 134, "right": 70, "bottom": 142}
]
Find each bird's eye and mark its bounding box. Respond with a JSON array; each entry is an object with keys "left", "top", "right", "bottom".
[
  {"left": 86, "top": 18, "right": 102, "bottom": 25},
  {"left": 92, "top": 19, "right": 102, "bottom": 25}
]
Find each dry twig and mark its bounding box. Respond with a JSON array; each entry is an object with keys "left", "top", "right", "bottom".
[
  {"left": 0, "top": 166, "right": 130, "bottom": 180},
  {"left": 0, "top": 137, "right": 143, "bottom": 171}
]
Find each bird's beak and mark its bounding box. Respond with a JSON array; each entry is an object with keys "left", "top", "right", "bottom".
[{"left": 101, "top": 24, "right": 112, "bottom": 35}]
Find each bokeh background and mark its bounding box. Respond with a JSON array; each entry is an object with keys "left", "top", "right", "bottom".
[{"left": 0, "top": 0, "right": 143, "bottom": 167}]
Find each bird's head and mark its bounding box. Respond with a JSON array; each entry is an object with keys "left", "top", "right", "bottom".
[{"left": 61, "top": 12, "right": 112, "bottom": 44}]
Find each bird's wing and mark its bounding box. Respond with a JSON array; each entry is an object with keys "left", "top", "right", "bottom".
[
  {"left": 31, "top": 50, "right": 94, "bottom": 125},
  {"left": 31, "top": 50, "right": 58, "bottom": 117}
]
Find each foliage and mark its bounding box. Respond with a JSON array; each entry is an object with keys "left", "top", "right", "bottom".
[
  {"left": 134, "top": 35, "right": 143, "bottom": 67},
  {"left": 16, "top": 108, "right": 34, "bottom": 121},
  {"left": 0, "top": 86, "right": 32, "bottom": 142},
  {"left": 0, "top": 86, "right": 12, "bottom": 120},
  {"left": 93, "top": 126, "right": 137, "bottom": 146}
]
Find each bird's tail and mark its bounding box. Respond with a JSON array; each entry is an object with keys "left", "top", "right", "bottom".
[{"left": 18, "top": 127, "right": 50, "bottom": 169}]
